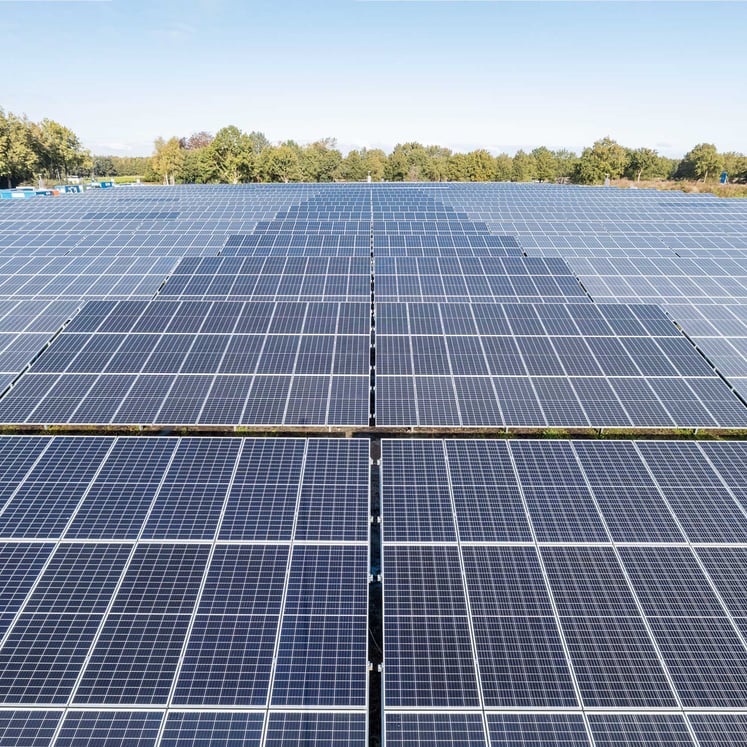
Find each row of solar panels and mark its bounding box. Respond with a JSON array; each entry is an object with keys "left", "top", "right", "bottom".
[
  {"left": 2, "top": 437, "right": 747, "bottom": 746},
  {"left": 0, "top": 300, "right": 744, "bottom": 428},
  {"left": 382, "top": 438, "right": 747, "bottom": 746}
]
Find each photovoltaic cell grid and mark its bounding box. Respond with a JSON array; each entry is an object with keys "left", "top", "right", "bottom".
[
  {"left": 382, "top": 439, "right": 747, "bottom": 747},
  {"left": 160, "top": 256, "right": 371, "bottom": 301},
  {"left": 0, "top": 298, "right": 81, "bottom": 393},
  {"left": 0, "top": 184, "right": 329, "bottom": 258},
  {"left": 435, "top": 184, "right": 747, "bottom": 411},
  {"left": 222, "top": 188, "right": 372, "bottom": 258},
  {"left": 0, "top": 435, "right": 368, "bottom": 745},
  {"left": 0, "top": 256, "right": 178, "bottom": 300},
  {"left": 442, "top": 182, "right": 747, "bottom": 256},
  {"left": 375, "top": 301, "right": 747, "bottom": 428},
  {"left": 0, "top": 299, "right": 371, "bottom": 426},
  {"left": 375, "top": 255, "right": 589, "bottom": 303},
  {"left": 1, "top": 183, "right": 747, "bottom": 426},
  {"left": 562, "top": 256, "right": 747, "bottom": 403}
]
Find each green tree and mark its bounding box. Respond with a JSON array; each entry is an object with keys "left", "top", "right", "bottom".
[
  {"left": 423, "top": 145, "right": 452, "bottom": 182},
  {"left": 0, "top": 111, "right": 38, "bottom": 188},
  {"left": 36, "top": 119, "right": 90, "bottom": 181},
  {"left": 246, "top": 131, "right": 270, "bottom": 155},
  {"left": 447, "top": 153, "right": 469, "bottom": 182},
  {"left": 301, "top": 138, "right": 342, "bottom": 182},
  {"left": 625, "top": 147, "right": 660, "bottom": 182},
  {"left": 362, "top": 148, "right": 387, "bottom": 182},
  {"left": 384, "top": 149, "right": 408, "bottom": 182},
  {"left": 531, "top": 147, "right": 556, "bottom": 182},
  {"left": 207, "top": 126, "right": 253, "bottom": 184},
  {"left": 336, "top": 150, "right": 368, "bottom": 182},
  {"left": 180, "top": 147, "right": 216, "bottom": 183},
  {"left": 151, "top": 136, "right": 184, "bottom": 185},
  {"left": 573, "top": 137, "right": 628, "bottom": 184},
  {"left": 93, "top": 156, "right": 117, "bottom": 177},
  {"left": 463, "top": 149, "right": 496, "bottom": 181},
  {"left": 720, "top": 152, "right": 747, "bottom": 183},
  {"left": 385, "top": 142, "right": 430, "bottom": 181},
  {"left": 511, "top": 150, "right": 535, "bottom": 182},
  {"left": 553, "top": 149, "right": 578, "bottom": 181},
  {"left": 110, "top": 156, "right": 149, "bottom": 177},
  {"left": 657, "top": 156, "right": 678, "bottom": 180},
  {"left": 494, "top": 153, "right": 513, "bottom": 182},
  {"left": 683, "top": 143, "right": 724, "bottom": 182},
  {"left": 257, "top": 144, "right": 303, "bottom": 183}
]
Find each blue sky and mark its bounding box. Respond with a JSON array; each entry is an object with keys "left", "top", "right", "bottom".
[{"left": 1, "top": 0, "right": 745, "bottom": 157}]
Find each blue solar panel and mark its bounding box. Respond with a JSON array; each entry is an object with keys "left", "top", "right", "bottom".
[
  {"left": 587, "top": 714, "right": 695, "bottom": 747},
  {"left": 296, "top": 439, "right": 369, "bottom": 542},
  {"left": 74, "top": 613, "right": 193, "bottom": 704},
  {"left": 24, "top": 543, "right": 131, "bottom": 615},
  {"left": 541, "top": 546, "right": 677, "bottom": 708},
  {"left": 445, "top": 440, "right": 531, "bottom": 542},
  {"left": 219, "top": 439, "right": 305, "bottom": 541},
  {"left": 64, "top": 438, "right": 177, "bottom": 538},
  {"left": 386, "top": 713, "right": 486, "bottom": 747},
  {"left": 160, "top": 712, "right": 264, "bottom": 747},
  {"left": 55, "top": 711, "right": 163, "bottom": 747},
  {"left": 0, "top": 711, "right": 62, "bottom": 747},
  {"left": 0, "top": 612, "right": 102, "bottom": 703},
  {"left": 197, "top": 545, "right": 288, "bottom": 617},
  {"left": 381, "top": 440, "right": 455, "bottom": 542},
  {"left": 689, "top": 713, "right": 747, "bottom": 747},
  {"left": 0, "top": 438, "right": 113, "bottom": 538},
  {"left": 620, "top": 545, "right": 747, "bottom": 708},
  {"left": 486, "top": 714, "right": 590, "bottom": 747},
  {"left": 383, "top": 545, "right": 479, "bottom": 707},
  {"left": 463, "top": 546, "right": 578, "bottom": 707},
  {"left": 272, "top": 545, "right": 368, "bottom": 707},
  {"left": 142, "top": 438, "right": 241, "bottom": 539},
  {"left": 265, "top": 712, "right": 367, "bottom": 746},
  {"left": 636, "top": 441, "right": 747, "bottom": 542},
  {"left": 173, "top": 613, "right": 278, "bottom": 705},
  {"left": 0, "top": 437, "right": 52, "bottom": 504},
  {"left": 172, "top": 545, "right": 288, "bottom": 706},
  {"left": 0, "top": 543, "right": 54, "bottom": 635},
  {"left": 109, "top": 544, "right": 209, "bottom": 614}
]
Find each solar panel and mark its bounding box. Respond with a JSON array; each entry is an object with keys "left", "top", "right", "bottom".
[
  {"left": 0, "top": 297, "right": 372, "bottom": 426},
  {"left": 160, "top": 712, "right": 264, "bottom": 747},
  {"left": 486, "top": 714, "right": 590, "bottom": 747},
  {"left": 0, "top": 435, "right": 368, "bottom": 743},
  {"left": 587, "top": 714, "right": 695, "bottom": 747},
  {"left": 0, "top": 711, "right": 62, "bottom": 747},
  {"left": 375, "top": 302, "right": 747, "bottom": 429},
  {"left": 55, "top": 711, "right": 163, "bottom": 747},
  {"left": 689, "top": 714, "right": 747, "bottom": 747},
  {"left": 4, "top": 184, "right": 747, "bottom": 746},
  {"left": 385, "top": 713, "right": 487, "bottom": 746},
  {"left": 380, "top": 438, "right": 747, "bottom": 746}
]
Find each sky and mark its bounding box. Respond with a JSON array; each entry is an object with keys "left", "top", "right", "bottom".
[{"left": 1, "top": 0, "right": 745, "bottom": 158}]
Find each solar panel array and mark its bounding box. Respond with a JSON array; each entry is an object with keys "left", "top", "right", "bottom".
[
  {"left": 565, "top": 256, "right": 747, "bottom": 402},
  {"left": 375, "top": 300, "right": 747, "bottom": 428},
  {"left": 442, "top": 183, "right": 747, "bottom": 406},
  {"left": 0, "top": 300, "right": 371, "bottom": 426},
  {"left": 382, "top": 439, "right": 747, "bottom": 746},
  {"left": 1, "top": 183, "right": 746, "bottom": 430},
  {"left": 0, "top": 436, "right": 369, "bottom": 746},
  {"left": 3, "top": 183, "right": 747, "bottom": 746}
]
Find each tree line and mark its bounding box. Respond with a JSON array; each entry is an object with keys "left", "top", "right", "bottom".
[
  {"left": 0, "top": 108, "right": 92, "bottom": 188},
  {"left": 2, "top": 107, "right": 745, "bottom": 188},
  {"left": 143, "top": 130, "right": 747, "bottom": 186}
]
